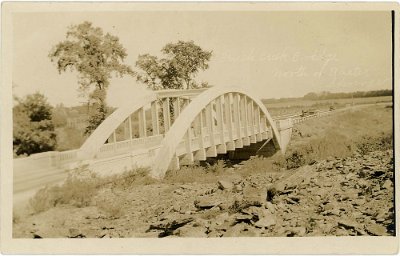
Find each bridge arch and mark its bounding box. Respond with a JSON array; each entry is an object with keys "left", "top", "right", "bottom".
[
  {"left": 77, "top": 88, "right": 207, "bottom": 161},
  {"left": 151, "top": 86, "right": 282, "bottom": 178}
]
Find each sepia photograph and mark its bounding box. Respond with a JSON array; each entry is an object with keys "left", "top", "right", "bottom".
[{"left": 1, "top": 2, "right": 399, "bottom": 254}]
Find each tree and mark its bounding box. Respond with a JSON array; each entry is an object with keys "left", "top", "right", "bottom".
[
  {"left": 13, "top": 93, "right": 57, "bottom": 156},
  {"left": 136, "top": 40, "right": 212, "bottom": 90},
  {"left": 49, "top": 21, "right": 134, "bottom": 134}
]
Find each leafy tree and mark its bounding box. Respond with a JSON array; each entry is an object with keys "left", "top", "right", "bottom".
[
  {"left": 13, "top": 93, "right": 57, "bottom": 156},
  {"left": 136, "top": 40, "right": 212, "bottom": 90},
  {"left": 49, "top": 21, "right": 134, "bottom": 134}
]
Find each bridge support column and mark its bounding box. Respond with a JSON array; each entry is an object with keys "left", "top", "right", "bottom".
[
  {"left": 183, "top": 130, "right": 194, "bottom": 165},
  {"left": 225, "top": 93, "right": 235, "bottom": 151},
  {"left": 233, "top": 93, "right": 243, "bottom": 148},
  {"left": 163, "top": 98, "right": 171, "bottom": 132},
  {"left": 151, "top": 101, "right": 160, "bottom": 135},
  {"left": 194, "top": 113, "right": 206, "bottom": 161},
  {"left": 205, "top": 103, "right": 217, "bottom": 157},
  {"left": 255, "top": 107, "right": 263, "bottom": 142},
  {"left": 249, "top": 101, "right": 257, "bottom": 143},
  {"left": 169, "top": 154, "right": 180, "bottom": 170},
  {"left": 173, "top": 98, "right": 181, "bottom": 121},
  {"left": 241, "top": 96, "right": 250, "bottom": 146},
  {"left": 138, "top": 107, "right": 147, "bottom": 137},
  {"left": 261, "top": 115, "right": 268, "bottom": 140},
  {"left": 216, "top": 96, "right": 227, "bottom": 154},
  {"left": 123, "top": 117, "right": 132, "bottom": 141}
]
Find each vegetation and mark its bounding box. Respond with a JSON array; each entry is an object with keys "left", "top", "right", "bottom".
[
  {"left": 263, "top": 89, "right": 392, "bottom": 104},
  {"left": 48, "top": 21, "right": 134, "bottom": 135},
  {"left": 303, "top": 89, "right": 392, "bottom": 101},
  {"left": 246, "top": 105, "right": 393, "bottom": 171},
  {"left": 13, "top": 93, "right": 57, "bottom": 156},
  {"left": 29, "top": 166, "right": 155, "bottom": 214},
  {"left": 136, "top": 40, "right": 212, "bottom": 90}
]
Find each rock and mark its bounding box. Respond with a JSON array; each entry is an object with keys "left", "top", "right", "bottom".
[
  {"left": 174, "top": 225, "right": 207, "bottom": 237},
  {"left": 33, "top": 233, "right": 42, "bottom": 239},
  {"left": 351, "top": 198, "right": 366, "bottom": 206},
  {"left": 323, "top": 203, "right": 336, "bottom": 211},
  {"left": 68, "top": 228, "right": 85, "bottom": 238},
  {"left": 366, "top": 224, "right": 387, "bottom": 236},
  {"left": 285, "top": 197, "right": 298, "bottom": 204},
  {"left": 265, "top": 202, "right": 275, "bottom": 214},
  {"left": 337, "top": 220, "right": 361, "bottom": 230},
  {"left": 371, "top": 170, "right": 385, "bottom": 178},
  {"left": 148, "top": 217, "right": 194, "bottom": 237},
  {"left": 215, "top": 212, "right": 230, "bottom": 225},
  {"left": 233, "top": 184, "right": 243, "bottom": 192},
  {"left": 382, "top": 180, "right": 392, "bottom": 190},
  {"left": 235, "top": 214, "right": 253, "bottom": 223},
  {"left": 218, "top": 180, "right": 234, "bottom": 191},
  {"left": 290, "top": 227, "right": 306, "bottom": 236},
  {"left": 194, "top": 198, "right": 221, "bottom": 210},
  {"left": 254, "top": 215, "right": 276, "bottom": 228}
]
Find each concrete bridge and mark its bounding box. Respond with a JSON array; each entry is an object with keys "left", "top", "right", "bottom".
[{"left": 14, "top": 86, "right": 297, "bottom": 197}]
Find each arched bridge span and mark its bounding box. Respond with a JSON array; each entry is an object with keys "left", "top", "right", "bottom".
[{"left": 75, "top": 86, "right": 292, "bottom": 178}]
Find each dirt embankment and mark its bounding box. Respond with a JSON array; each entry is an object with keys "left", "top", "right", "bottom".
[{"left": 12, "top": 105, "right": 394, "bottom": 238}]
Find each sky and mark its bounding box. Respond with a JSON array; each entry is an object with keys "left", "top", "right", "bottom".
[{"left": 12, "top": 11, "right": 392, "bottom": 107}]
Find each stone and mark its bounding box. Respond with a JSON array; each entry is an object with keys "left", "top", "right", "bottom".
[
  {"left": 265, "top": 202, "right": 276, "bottom": 214},
  {"left": 174, "top": 225, "right": 207, "bottom": 237},
  {"left": 194, "top": 198, "right": 221, "bottom": 210},
  {"left": 337, "top": 220, "right": 361, "bottom": 230},
  {"left": 291, "top": 227, "right": 307, "bottom": 236},
  {"left": 371, "top": 170, "right": 385, "bottom": 178},
  {"left": 148, "top": 217, "right": 194, "bottom": 237},
  {"left": 366, "top": 224, "right": 387, "bottom": 236},
  {"left": 215, "top": 212, "right": 230, "bottom": 225},
  {"left": 254, "top": 215, "right": 276, "bottom": 228},
  {"left": 235, "top": 214, "right": 253, "bottom": 223},
  {"left": 218, "top": 180, "right": 234, "bottom": 191},
  {"left": 233, "top": 184, "right": 243, "bottom": 192},
  {"left": 323, "top": 203, "right": 335, "bottom": 211},
  {"left": 68, "top": 228, "right": 85, "bottom": 238},
  {"left": 382, "top": 180, "right": 392, "bottom": 190}
]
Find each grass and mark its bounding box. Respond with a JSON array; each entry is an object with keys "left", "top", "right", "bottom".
[
  {"left": 164, "top": 160, "right": 228, "bottom": 184},
  {"left": 29, "top": 165, "right": 156, "bottom": 214},
  {"left": 240, "top": 104, "right": 393, "bottom": 171}
]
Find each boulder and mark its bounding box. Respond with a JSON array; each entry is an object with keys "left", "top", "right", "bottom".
[{"left": 218, "top": 180, "right": 234, "bottom": 191}]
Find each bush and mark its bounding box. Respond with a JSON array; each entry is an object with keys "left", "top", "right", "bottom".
[
  {"left": 29, "top": 166, "right": 99, "bottom": 213},
  {"left": 29, "top": 166, "right": 156, "bottom": 214}
]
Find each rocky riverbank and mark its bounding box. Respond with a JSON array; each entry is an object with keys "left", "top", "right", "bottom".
[{"left": 13, "top": 149, "right": 394, "bottom": 238}]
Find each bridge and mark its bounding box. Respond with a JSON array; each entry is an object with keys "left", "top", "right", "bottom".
[{"left": 14, "top": 86, "right": 334, "bottom": 201}]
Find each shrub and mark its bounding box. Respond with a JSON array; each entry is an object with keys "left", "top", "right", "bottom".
[{"left": 29, "top": 166, "right": 156, "bottom": 214}]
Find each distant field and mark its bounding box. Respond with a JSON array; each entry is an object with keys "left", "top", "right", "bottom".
[{"left": 265, "top": 96, "right": 392, "bottom": 117}]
